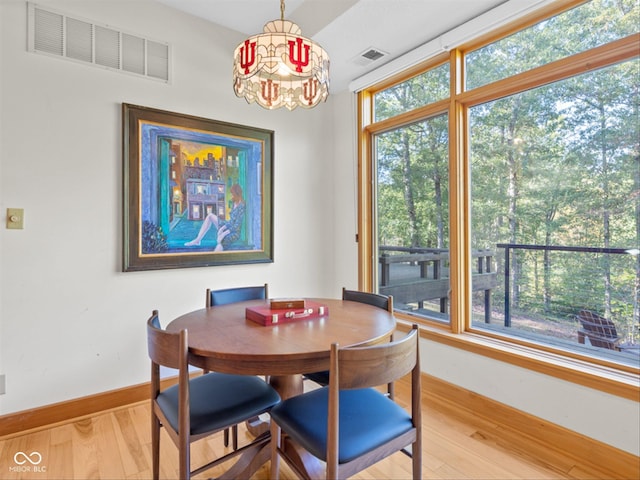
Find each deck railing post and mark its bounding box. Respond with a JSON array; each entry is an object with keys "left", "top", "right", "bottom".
[
  {"left": 480, "top": 254, "right": 493, "bottom": 323},
  {"left": 504, "top": 247, "right": 511, "bottom": 327},
  {"left": 380, "top": 253, "right": 390, "bottom": 287}
]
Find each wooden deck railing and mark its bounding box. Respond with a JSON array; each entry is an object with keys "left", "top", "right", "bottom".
[{"left": 379, "top": 246, "right": 497, "bottom": 322}]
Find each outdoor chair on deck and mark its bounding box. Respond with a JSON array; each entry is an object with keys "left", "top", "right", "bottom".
[
  {"left": 304, "top": 288, "right": 395, "bottom": 398},
  {"left": 146, "top": 310, "right": 280, "bottom": 480},
  {"left": 270, "top": 324, "right": 421, "bottom": 480},
  {"left": 205, "top": 283, "right": 269, "bottom": 449},
  {"left": 576, "top": 309, "right": 621, "bottom": 351}
]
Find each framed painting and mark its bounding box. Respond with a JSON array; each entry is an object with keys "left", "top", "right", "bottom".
[{"left": 123, "top": 104, "right": 273, "bottom": 271}]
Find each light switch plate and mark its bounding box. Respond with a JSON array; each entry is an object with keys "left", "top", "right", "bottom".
[{"left": 6, "top": 208, "right": 24, "bottom": 229}]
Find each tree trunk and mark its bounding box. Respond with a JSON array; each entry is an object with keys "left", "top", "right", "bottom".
[{"left": 401, "top": 131, "right": 419, "bottom": 247}]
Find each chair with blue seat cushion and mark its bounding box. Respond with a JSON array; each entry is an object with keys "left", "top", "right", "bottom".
[
  {"left": 206, "top": 283, "right": 268, "bottom": 307},
  {"left": 305, "top": 287, "right": 395, "bottom": 398},
  {"left": 147, "top": 310, "right": 280, "bottom": 480},
  {"left": 205, "top": 283, "right": 269, "bottom": 448},
  {"left": 342, "top": 287, "right": 392, "bottom": 311},
  {"left": 270, "top": 324, "right": 421, "bottom": 480}
]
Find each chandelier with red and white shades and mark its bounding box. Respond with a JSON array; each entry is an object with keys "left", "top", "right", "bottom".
[{"left": 232, "top": 0, "right": 330, "bottom": 111}]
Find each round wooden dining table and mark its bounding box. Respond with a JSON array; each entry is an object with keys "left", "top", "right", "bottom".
[{"left": 166, "top": 297, "right": 396, "bottom": 479}]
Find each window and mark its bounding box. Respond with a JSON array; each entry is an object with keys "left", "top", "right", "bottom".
[
  {"left": 359, "top": 0, "right": 639, "bottom": 383},
  {"left": 374, "top": 64, "right": 449, "bottom": 122},
  {"left": 466, "top": 0, "right": 639, "bottom": 89},
  {"left": 375, "top": 114, "right": 450, "bottom": 322},
  {"left": 469, "top": 60, "right": 639, "bottom": 364}
]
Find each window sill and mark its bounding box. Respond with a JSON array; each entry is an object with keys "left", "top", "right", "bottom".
[{"left": 396, "top": 315, "right": 640, "bottom": 402}]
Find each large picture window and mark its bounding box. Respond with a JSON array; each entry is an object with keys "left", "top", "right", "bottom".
[
  {"left": 469, "top": 59, "right": 639, "bottom": 365},
  {"left": 359, "top": 0, "right": 639, "bottom": 385}
]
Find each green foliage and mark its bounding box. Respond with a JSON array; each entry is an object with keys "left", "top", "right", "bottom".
[{"left": 466, "top": 0, "right": 640, "bottom": 89}]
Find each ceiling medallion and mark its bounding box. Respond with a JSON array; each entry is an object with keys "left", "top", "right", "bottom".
[{"left": 232, "top": 0, "right": 330, "bottom": 110}]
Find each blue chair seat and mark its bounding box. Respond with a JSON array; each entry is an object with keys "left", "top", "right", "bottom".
[
  {"left": 157, "top": 373, "right": 280, "bottom": 436},
  {"left": 270, "top": 387, "right": 413, "bottom": 464}
]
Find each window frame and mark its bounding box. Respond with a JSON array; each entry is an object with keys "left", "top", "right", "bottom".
[{"left": 357, "top": 0, "right": 640, "bottom": 400}]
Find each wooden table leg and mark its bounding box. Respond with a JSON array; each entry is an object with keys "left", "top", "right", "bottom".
[
  {"left": 280, "top": 435, "right": 325, "bottom": 479},
  {"left": 242, "top": 374, "right": 323, "bottom": 477},
  {"left": 212, "top": 433, "right": 271, "bottom": 480},
  {"left": 269, "top": 374, "right": 304, "bottom": 399},
  {"left": 246, "top": 374, "right": 304, "bottom": 437}
]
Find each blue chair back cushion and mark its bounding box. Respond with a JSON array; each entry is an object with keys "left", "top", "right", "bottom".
[
  {"left": 343, "top": 290, "right": 389, "bottom": 310},
  {"left": 157, "top": 373, "right": 280, "bottom": 436},
  {"left": 269, "top": 387, "right": 413, "bottom": 464},
  {"left": 210, "top": 286, "right": 266, "bottom": 306}
]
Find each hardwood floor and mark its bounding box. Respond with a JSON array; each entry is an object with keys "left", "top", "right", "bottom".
[{"left": 0, "top": 377, "right": 619, "bottom": 480}]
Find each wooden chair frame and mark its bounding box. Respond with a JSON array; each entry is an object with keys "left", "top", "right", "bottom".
[
  {"left": 204, "top": 283, "right": 268, "bottom": 449},
  {"left": 343, "top": 287, "right": 395, "bottom": 398},
  {"left": 148, "top": 311, "right": 273, "bottom": 480},
  {"left": 306, "top": 288, "right": 395, "bottom": 398},
  {"left": 271, "top": 324, "right": 421, "bottom": 480}
]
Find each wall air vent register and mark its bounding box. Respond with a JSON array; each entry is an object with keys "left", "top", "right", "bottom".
[
  {"left": 27, "top": 2, "right": 170, "bottom": 82},
  {"left": 352, "top": 47, "right": 388, "bottom": 67}
]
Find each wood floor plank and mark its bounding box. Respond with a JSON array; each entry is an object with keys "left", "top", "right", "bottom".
[
  {"left": 49, "top": 440, "right": 74, "bottom": 480},
  {"left": 49, "top": 422, "right": 72, "bottom": 446},
  {"left": 70, "top": 418, "right": 100, "bottom": 479},
  {"left": 93, "top": 412, "right": 127, "bottom": 480},
  {"left": 113, "top": 408, "right": 149, "bottom": 477}
]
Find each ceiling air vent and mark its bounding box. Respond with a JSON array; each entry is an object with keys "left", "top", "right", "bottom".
[
  {"left": 353, "top": 47, "right": 388, "bottom": 67},
  {"left": 27, "top": 2, "right": 170, "bottom": 83}
]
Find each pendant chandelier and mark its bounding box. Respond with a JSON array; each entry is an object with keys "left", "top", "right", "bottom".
[{"left": 232, "top": 0, "right": 330, "bottom": 111}]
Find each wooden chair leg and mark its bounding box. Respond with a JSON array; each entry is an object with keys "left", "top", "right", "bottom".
[
  {"left": 412, "top": 438, "right": 422, "bottom": 479},
  {"left": 270, "top": 421, "right": 281, "bottom": 479},
  {"left": 151, "top": 415, "right": 160, "bottom": 480},
  {"left": 179, "top": 433, "right": 190, "bottom": 480},
  {"left": 232, "top": 424, "right": 238, "bottom": 450}
]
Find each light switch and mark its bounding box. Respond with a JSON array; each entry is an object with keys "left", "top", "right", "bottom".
[{"left": 6, "top": 208, "right": 24, "bottom": 229}]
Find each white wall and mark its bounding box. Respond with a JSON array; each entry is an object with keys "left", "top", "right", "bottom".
[
  {"left": 0, "top": 0, "right": 334, "bottom": 414},
  {"left": 329, "top": 90, "right": 359, "bottom": 292},
  {"left": 1, "top": 0, "right": 637, "bottom": 459},
  {"left": 421, "top": 339, "right": 639, "bottom": 455}
]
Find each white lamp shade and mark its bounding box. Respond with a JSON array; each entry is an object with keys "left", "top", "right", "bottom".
[{"left": 233, "top": 20, "right": 330, "bottom": 110}]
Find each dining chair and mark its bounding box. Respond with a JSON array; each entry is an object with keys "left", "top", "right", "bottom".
[
  {"left": 206, "top": 283, "right": 268, "bottom": 307},
  {"left": 305, "top": 287, "right": 395, "bottom": 398},
  {"left": 147, "top": 310, "right": 280, "bottom": 480},
  {"left": 270, "top": 324, "right": 421, "bottom": 480},
  {"left": 205, "top": 283, "right": 269, "bottom": 449}
]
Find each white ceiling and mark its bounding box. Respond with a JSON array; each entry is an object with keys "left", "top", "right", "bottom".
[{"left": 156, "top": 0, "right": 509, "bottom": 93}]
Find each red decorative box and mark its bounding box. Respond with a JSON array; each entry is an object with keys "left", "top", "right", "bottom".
[
  {"left": 246, "top": 301, "right": 329, "bottom": 326},
  {"left": 270, "top": 298, "right": 306, "bottom": 309}
]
